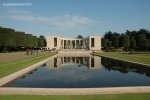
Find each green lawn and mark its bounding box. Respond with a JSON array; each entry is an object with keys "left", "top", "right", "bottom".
[
  {"left": 92, "top": 51, "right": 150, "bottom": 65},
  {"left": 0, "top": 93, "right": 150, "bottom": 100},
  {"left": 0, "top": 51, "right": 24, "bottom": 56},
  {"left": 0, "top": 52, "right": 57, "bottom": 78}
]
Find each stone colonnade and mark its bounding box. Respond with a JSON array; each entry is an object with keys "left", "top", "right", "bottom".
[{"left": 61, "top": 39, "right": 86, "bottom": 49}]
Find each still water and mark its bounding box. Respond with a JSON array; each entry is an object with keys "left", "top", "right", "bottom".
[{"left": 7, "top": 55, "right": 150, "bottom": 88}]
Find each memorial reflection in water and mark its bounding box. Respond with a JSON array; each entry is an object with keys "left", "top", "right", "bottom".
[{"left": 46, "top": 56, "right": 102, "bottom": 69}]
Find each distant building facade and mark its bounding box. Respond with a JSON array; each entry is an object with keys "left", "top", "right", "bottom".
[{"left": 47, "top": 36, "right": 101, "bottom": 50}]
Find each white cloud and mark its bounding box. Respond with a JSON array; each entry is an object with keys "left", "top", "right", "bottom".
[{"left": 10, "top": 15, "right": 94, "bottom": 29}]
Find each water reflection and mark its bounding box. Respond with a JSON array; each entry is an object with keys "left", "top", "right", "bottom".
[
  {"left": 7, "top": 55, "right": 150, "bottom": 88},
  {"left": 46, "top": 56, "right": 150, "bottom": 77},
  {"left": 102, "top": 57, "right": 150, "bottom": 77},
  {"left": 46, "top": 56, "right": 102, "bottom": 69}
]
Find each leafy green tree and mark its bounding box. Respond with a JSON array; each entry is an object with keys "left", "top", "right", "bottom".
[
  {"left": 130, "top": 40, "right": 136, "bottom": 54},
  {"left": 129, "top": 36, "right": 136, "bottom": 53},
  {"left": 104, "top": 31, "right": 120, "bottom": 41},
  {"left": 38, "top": 35, "right": 46, "bottom": 47},
  {"left": 137, "top": 34, "right": 146, "bottom": 48},
  {"left": 138, "top": 28, "right": 149, "bottom": 34},
  {"left": 122, "top": 35, "right": 130, "bottom": 52},
  {"left": 119, "top": 34, "right": 124, "bottom": 47},
  {"left": 103, "top": 28, "right": 150, "bottom": 51},
  {"left": 104, "top": 31, "right": 113, "bottom": 41},
  {"left": 76, "top": 35, "right": 83, "bottom": 38},
  {"left": 0, "top": 26, "right": 43, "bottom": 52},
  {"left": 0, "top": 28, "right": 16, "bottom": 52},
  {"left": 33, "top": 36, "right": 38, "bottom": 47},
  {"left": 25, "top": 34, "right": 34, "bottom": 47},
  {"left": 102, "top": 38, "right": 106, "bottom": 48},
  {"left": 112, "top": 36, "right": 119, "bottom": 50},
  {"left": 104, "top": 39, "right": 112, "bottom": 52},
  {"left": 15, "top": 32, "right": 26, "bottom": 47},
  {"left": 107, "top": 41, "right": 112, "bottom": 52},
  {"left": 143, "top": 39, "right": 150, "bottom": 52}
]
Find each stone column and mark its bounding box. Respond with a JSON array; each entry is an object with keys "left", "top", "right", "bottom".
[
  {"left": 79, "top": 40, "right": 80, "bottom": 48},
  {"left": 75, "top": 40, "right": 76, "bottom": 49},
  {"left": 89, "top": 37, "right": 91, "bottom": 50},
  {"left": 63, "top": 40, "right": 65, "bottom": 49},
  {"left": 71, "top": 40, "right": 72, "bottom": 49}
]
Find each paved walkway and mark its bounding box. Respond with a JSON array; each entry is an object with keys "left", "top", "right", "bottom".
[
  {"left": 0, "top": 86, "right": 150, "bottom": 95},
  {"left": 59, "top": 50, "right": 92, "bottom": 57}
]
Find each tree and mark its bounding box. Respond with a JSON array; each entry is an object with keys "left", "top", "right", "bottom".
[
  {"left": 104, "top": 31, "right": 120, "bottom": 41},
  {"left": 119, "top": 34, "right": 124, "bottom": 47},
  {"left": 33, "top": 36, "right": 38, "bottom": 47},
  {"left": 129, "top": 36, "right": 136, "bottom": 53},
  {"left": 0, "top": 28, "right": 16, "bottom": 52},
  {"left": 143, "top": 39, "right": 150, "bottom": 52},
  {"left": 104, "top": 31, "right": 113, "bottom": 41},
  {"left": 15, "top": 32, "right": 26, "bottom": 47},
  {"left": 102, "top": 38, "right": 106, "bottom": 48},
  {"left": 147, "top": 31, "right": 150, "bottom": 40},
  {"left": 122, "top": 35, "right": 130, "bottom": 52},
  {"left": 112, "top": 36, "right": 119, "bottom": 50},
  {"left": 130, "top": 40, "right": 136, "bottom": 54},
  {"left": 0, "top": 26, "right": 43, "bottom": 52},
  {"left": 103, "top": 28, "right": 150, "bottom": 51},
  {"left": 125, "top": 30, "right": 137, "bottom": 36},
  {"left": 138, "top": 28, "right": 149, "bottom": 34},
  {"left": 76, "top": 35, "right": 83, "bottom": 38},
  {"left": 25, "top": 34, "right": 34, "bottom": 47},
  {"left": 136, "top": 34, "right": 146, "bottom": 48},
  {"left": 38, "top": 35, "right": 46, "bottom": 47},
  {"left": 104, "top": 39, "right": 112, "bottom": 52}
]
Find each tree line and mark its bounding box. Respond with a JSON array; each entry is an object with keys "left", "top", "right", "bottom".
[
  {"left": 102, "top": 28, "right": 150, "bottom": 53},
  {"left": 0, "top": 26, "right": 46, "bottom": 52}
]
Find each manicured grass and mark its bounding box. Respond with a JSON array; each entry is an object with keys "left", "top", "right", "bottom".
[
  {"left": 0, "top": 52, "right": 57, "bottom": 78},
  {"left": 0, "top": 93, "right": 150, "bottom": 100},
  {"left": 92, "top": 51, "right": 150, "bottom": 65},
  {"left": 0, "top": 51, "right": 24, "bottom": 56}
]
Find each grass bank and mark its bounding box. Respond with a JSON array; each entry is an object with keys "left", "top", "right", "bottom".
[
  {"left": 0, "top": 51, "right": 24, "bottom": 56},
  {"left": 0, "top": 52, "right": 57, "bottom": 78},
  {"left": 0, "top": 93, "right": 150, "bottom": 100},
  {"left": 92, "top": 52, "right": 150, "bottom": 65}
]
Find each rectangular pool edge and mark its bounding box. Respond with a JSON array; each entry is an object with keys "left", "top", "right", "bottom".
[{"left": 0, "top": 86, "right": 150, "bottom": 95}]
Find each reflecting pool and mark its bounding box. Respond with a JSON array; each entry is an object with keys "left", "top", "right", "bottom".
[{"left": 7, "top": 55, "right": 150, "bottom": 88}]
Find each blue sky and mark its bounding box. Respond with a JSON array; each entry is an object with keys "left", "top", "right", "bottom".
[{"left": 0, "top": 0, "right": 150, "bottom": 37}]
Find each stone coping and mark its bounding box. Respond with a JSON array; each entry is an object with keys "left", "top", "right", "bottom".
[
  {"left": 0, "top": 54, "right": 58, "bottom": 86},
  {"left": 0, "top": 86, "right": 150, "bottom": 95}
]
